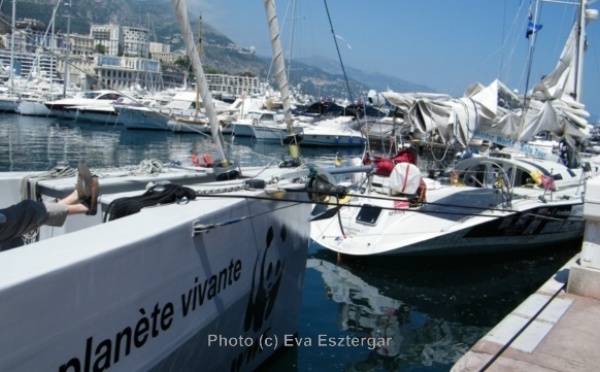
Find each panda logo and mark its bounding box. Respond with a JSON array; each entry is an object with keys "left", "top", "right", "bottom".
[{"left": 243, "top": 225, "right": 287, "bottom": 332}]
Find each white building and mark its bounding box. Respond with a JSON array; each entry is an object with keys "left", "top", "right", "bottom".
[
  {"left": 90, "top": 24, "right": 120, "bottom": 56},
  {"left": 149, "top": 42, "right": 170, "bottom": 54},
  {"left": 122, "top": 26, "right": 149, "bottom": 58},
  {"left": 94, "top": 55, "right": 163, "bottom": 91},
  {"left": 205, "top": 74, "right": 261, "bottom": 98}
]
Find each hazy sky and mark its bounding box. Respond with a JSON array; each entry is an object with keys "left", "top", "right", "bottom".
[{"left": 186, "top": 0, "right": 600, "bottom": 117}]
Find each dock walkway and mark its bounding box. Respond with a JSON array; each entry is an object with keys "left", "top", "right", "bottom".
[{"left": 453, "top": 254, "right": 600, "bottom": 371}]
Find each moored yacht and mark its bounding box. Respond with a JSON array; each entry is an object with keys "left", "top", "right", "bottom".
[
  {"left": 44, "top": 90, "right": 123, "bottom": 120},
  {"left": 311, "top": 151, "right": 590, "bottom": 256}
]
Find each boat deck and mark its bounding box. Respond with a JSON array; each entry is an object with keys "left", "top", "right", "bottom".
[{"left": 452, "top": 254, "right": 600, "bottom": 371}]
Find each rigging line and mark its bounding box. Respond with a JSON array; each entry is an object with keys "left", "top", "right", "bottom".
[
  {"left": 322, "top": 0, "right": 353, "bottom": 103},
  {"left": 498, "top": 0, "right": 528, "bottom": 86},
  {"left": 290, "top": 184, "right": 581, "bottom": 214},
  {"left": 510, "top": 0, "right": 543, "bottom": 195},
  {"left": 285, "top": 0, "right": 298, "bottom": 87},
  {"left": 194, "top": 200, "right": 302, "bottom": 232},
  {"left": 499, "top": 0, "right": 508, "bottom": 80},
  {"left": 327, "top": 192, "right": 518, "bottom": 212},
  {"left": 193, "top": 192, "right": 524, "bottom": 218}
]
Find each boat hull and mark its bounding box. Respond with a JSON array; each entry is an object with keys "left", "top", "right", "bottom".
[
  {"left": 73, "top": 107, "right": 120, "bottom": 125},
  {"left": 311, "top": 185, "right": 585, "bottom": 256},
  {"left": 0, "top": 98, "right": 19, "bottom": 113},
  {"left": 300, "top": 132, "right": 366, "bottom": 147},
  {"left": 116, "top": 106, "right": 169, "bottom": 130},
  {"left": 0, "top": 182, "right": 310, "bottom": 371},
  {"left": 16, "top": 100, "right": 54, "bottom": 116}
]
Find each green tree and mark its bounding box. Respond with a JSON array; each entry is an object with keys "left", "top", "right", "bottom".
[
  {"left": 206, "top": 67, "right": 224, "bottom": 74},
  {"left": 94, "top": 44, "right": 106, "bottom": 54},
  {"left": 174, "top": 55, "right": 190, "bottom": 70}
]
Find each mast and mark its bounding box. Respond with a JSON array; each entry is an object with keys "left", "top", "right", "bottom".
[
  {"left": 263, "top": 0, "right": 300, "bottom": 162},
  {"left": 194, "top": 13, "right": 202, "bottom": 122},
  {"left": 62, "top": 0, "right": 71, "bottom": 97},
  {"left": 575, "top": 0, "right": 587, "bottom": 100},
  {"left": 171, "top": 0, "right": 229, "bottom": 166},
  {"left": 323, "top": 0, "right": 353, "bottom": 103},
  {"left": 9, "top": 0, "right": 15, "bottom": 93}
]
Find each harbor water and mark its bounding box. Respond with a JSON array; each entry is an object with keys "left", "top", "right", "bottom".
[{"left": 0, "top": 114, "right": 580, "bottom": 371}]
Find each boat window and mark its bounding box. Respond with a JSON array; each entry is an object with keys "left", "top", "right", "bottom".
[
  {"left": 99, "top": 93, "right": 121, "bottom": 100},
  {"left": 82, "top": 92, "right": 101, "bottom": 99},
  {"left": 261, "top": 114, "right": 275, "bottom": 124},
  {"left": 505, "top": 167, "right": 530, "bottom": 187},
  {"left": 460, "top": 164, "right": 486, "bottom": 187},
  {"left": 356, "top": 204, "right": 382, "bottom": 226},
  {"left": 245, "top": 112, "right": 262, "bottom": 120}
]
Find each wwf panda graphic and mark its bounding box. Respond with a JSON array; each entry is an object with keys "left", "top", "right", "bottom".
[{"left": 243, "top": 225, "right": 287, "bottom": 332}]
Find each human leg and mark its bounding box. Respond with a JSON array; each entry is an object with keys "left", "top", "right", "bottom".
[
  {"left": 0, "top": 200, "right": 66, "bottom": 243},
  {"left": 58, "top": 173, "right": 99, "bottom": 216},
  {"left": 73, "top": 164, "right": 99, "bottom": 216}
]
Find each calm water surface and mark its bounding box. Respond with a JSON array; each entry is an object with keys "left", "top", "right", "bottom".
[{"left": 0, "top": 114, "right": 580, "bottom": 371}]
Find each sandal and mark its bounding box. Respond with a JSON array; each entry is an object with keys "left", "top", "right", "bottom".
[
  {"left": 86, "top": 176, "right": 100, "bottom": 216},
  {"left": 76, "top": 164, "right": 93, "bottom": 199}
]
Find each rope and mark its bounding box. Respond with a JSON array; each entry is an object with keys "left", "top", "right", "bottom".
[
  {"left": 20, "top": 165, "right": 78, "bottom": 201},
  {"left": 138, "top": 159, "right": 164, "bottom": 174},
  {"left": 92, "top": 159, "right": 180, "bottom": 178},
  {"left": 103, "top": 183, "right": 197, "bottom": 221}
]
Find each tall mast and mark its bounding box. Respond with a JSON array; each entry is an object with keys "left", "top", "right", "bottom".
[
  {"left": 264, "top": 0, "right": 300, "bottom": 162},
  {"left": 62, "top": 0, "right": 71, "bottom": 97},
  {"left": 323, "top": 0, "right": 353, "bottom": 103},
  {"left": 194, "top": 13, "right": 202, "bottom": 121},
  {"left": 575, "top": 0, "right": 587, "bottom": 100},
  {"left": 9, "top": 0, "right": 15, "bottom": 93},
  {"left": 198, "top": 13, "right": 203, "bottom": 59},
  {"left": 171, "top": 0, "right": 229, "bottom": 166}
]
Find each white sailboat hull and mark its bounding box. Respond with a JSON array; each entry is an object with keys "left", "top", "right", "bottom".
[
  {"left": 0, "top": 168, "right": 311, "bottom": 371},
  {"left": 251, "top": 125, "right": 288, "bottom": 141},
  {"left": 0, "top": 97, "right": 19, "bottom": 113},
  {"left": 311, "top": 185, "right": 584, "bottom": 256},
  {"left": 300, "top": 126, "right": 366, "bottom": 147},
  {"left": 116, "top": 106, "right": 169, "bottom": 130}
]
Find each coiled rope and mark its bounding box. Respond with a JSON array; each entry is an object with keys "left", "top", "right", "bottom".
[
  {"left": 103, "top": 183, "right": 197, "bottom": 222},
  {"left": 20, "top": 165, "right": 78, "bottom": 201}
]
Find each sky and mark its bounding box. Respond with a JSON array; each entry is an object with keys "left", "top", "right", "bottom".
[{"left": 185, "top": 0, "right": 600, "bottom": 119}]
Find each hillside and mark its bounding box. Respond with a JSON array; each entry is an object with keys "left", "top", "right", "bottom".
[{"left": 0, "top": 0, "right": 434, "bottom": 99}]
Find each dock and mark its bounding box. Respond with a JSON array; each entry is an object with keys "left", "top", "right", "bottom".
[{"left": 453, "top": 177, "right": 600, "bottom": 371}]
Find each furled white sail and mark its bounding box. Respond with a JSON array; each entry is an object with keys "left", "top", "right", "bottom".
[
  {"left": 263, "top": 0, "right": 300, "bottom": 160},
  {"left": 381, "top": 16, "right": 591, "bottom": 155},
  {"left": 172, "top": 0, "right": 229, "bottom": 164}
]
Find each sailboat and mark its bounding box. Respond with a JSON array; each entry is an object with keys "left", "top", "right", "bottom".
[
  {"left": 0, "top": 1, "right": 369, "bottom": 370},
  {"left": 311, "top": 0, "right": 598, "bottom": 256}
]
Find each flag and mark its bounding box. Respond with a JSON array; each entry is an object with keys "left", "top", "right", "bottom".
[
  {"left": 393, "top": 199, "right": 410, "bottom": 209},
  {"left": 526, "top": 13, "right": 542, "bottom": 39},
  {"left": 540, "top": 175, "right": 556, "bottom": 191}
]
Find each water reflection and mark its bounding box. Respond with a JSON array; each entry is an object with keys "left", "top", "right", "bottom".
[
  {"left": 304, "top": 256, "right": 480, "bottom": 370},
  {"left": 0, "top": 115, "right": 364, "bottom": 172},
  {"left": 282, "top": 243, "right": 579, "bottom": 371}
]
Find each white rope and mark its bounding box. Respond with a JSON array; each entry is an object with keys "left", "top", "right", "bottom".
[{"left": 138, "top": 159, "right": 164, "bottom": 174}]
